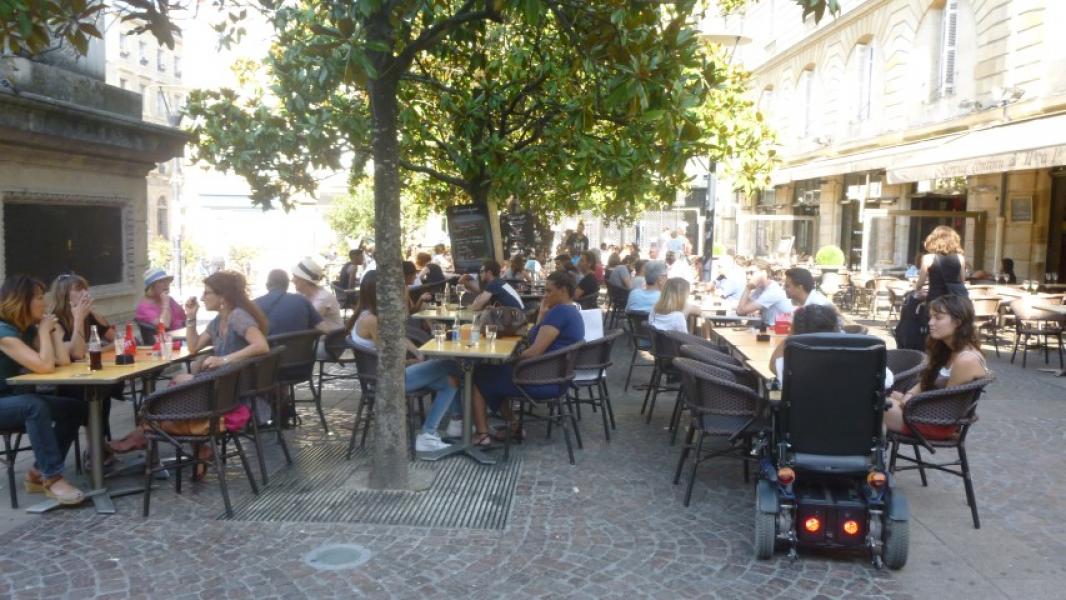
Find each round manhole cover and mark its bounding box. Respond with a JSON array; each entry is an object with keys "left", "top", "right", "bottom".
[{"left": 303, "top": 544, "right": 372, "bottom": 571}]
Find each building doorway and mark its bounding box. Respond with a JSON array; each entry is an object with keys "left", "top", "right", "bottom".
[
  {"left": 907, "top": 193, "right": 967, "bottom": 264},
  {"left": 1047, "top": 170, "right": 1066, "bottom": 281}
]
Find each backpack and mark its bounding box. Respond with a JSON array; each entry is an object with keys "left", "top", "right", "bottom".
[
  {"left": 475, "top": 305, "right": 527, "bottom": 337},
  {"left": 894, "top": 291, "right": 928, "bottom": 351}
]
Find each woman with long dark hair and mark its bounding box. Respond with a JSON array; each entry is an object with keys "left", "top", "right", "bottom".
[
  {"left": 886, "top": 294, "right": 987, "bottom": 436},
  {"left": 49, "top": 273, "right": 114, "bottom": 360},
  {"left": 0, "top": 275, "right": 86, "bottom": 504}
]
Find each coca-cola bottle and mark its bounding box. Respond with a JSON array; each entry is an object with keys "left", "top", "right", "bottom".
[
  {"left": 87, "top": 325, "right": 103, "bottom": 371},
  {"left": 123, "top": 322, "right": 136, "bottom": 364}
]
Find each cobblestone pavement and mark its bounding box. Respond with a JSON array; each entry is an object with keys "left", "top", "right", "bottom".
[{"left": 2, "top": 327, "right": 1065, "bottom": 599}]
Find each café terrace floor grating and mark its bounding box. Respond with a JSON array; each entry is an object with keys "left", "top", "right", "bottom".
[{"left": 220, "top": 442, "right": 522, "bottom": 530}]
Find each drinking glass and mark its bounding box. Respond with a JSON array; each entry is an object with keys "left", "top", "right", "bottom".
[
  {"left": 485, "top": 324, "right": 497, "bottom": 344},
  {"left": 469, "top": 328, "right": 481, "bottom": 346},
  {"left": 432, "top": 323, "right": 447, "bottom": 345}
]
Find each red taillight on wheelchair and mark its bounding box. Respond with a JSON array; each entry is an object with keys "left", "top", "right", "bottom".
[
  {"left": 867, "top": 471, "right": 887, "bottom": 489},
  {"left": 798, "top": 508, "right": 826, "bottom": 541},
  {"left": 777, "top": 467, "right": 795, "bottom": 485},
  {"left": 842, "top": 519, "right": 861, "bottom": 536},
  {"left": 804, "top": 517, "right": 821, "bottom": 533}
]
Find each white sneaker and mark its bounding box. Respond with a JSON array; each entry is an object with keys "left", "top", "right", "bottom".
[
  {"left": 445, "top": 418, "right": 464, "bottom": 438},
  {"left": 416, "top": 432, "right": 451, "bottom": 452}
]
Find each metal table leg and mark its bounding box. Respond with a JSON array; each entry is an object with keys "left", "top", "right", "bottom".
[{"left": 418, "top": 359, "right": 496, "bottom": 465}]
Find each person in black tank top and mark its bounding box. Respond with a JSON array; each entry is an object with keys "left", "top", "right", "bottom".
[{"left": 916, "top": 226, "right": 967, "bottom": 302}]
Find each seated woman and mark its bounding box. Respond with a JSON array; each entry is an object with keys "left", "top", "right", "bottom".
[
  {"left": 50, "top": 273, "right": 114, "bottom": 359},
  {"left": 648, "top": 277, "right": 703, "bottom": 335},
  {"left": 501, "top": 255, "right": 531, "bottom": 285},
  {"left": 768, "top": 304, "right": 894, "bottom": 388},
  {"left": 885, "top": 294, "right": 987, "bottom": 438},
  {"left": 0, "top": 275, "right": 85, "bottom": 504},
  {"left": 136, "top": 268, "right": 186, "bottom": 332},
  {"left": 469, "top": 271, "right": 585, "bottom": 444},
  {"left": 348, "top": 277, "right": 462, "bottom": 452},
  {"left": 109, "top": 271, "right": 270, "bottom": 459}
]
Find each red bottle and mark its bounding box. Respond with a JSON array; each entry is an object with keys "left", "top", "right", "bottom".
[
  {"left": 152, "top": 320, "right": 165, "bottom": 358},
  {"left": 124, "top": 322, "right": 136, "bottom": 363}
]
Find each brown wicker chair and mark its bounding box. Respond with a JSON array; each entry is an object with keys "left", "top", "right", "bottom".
[
  {"left": 672, "top": 357, "right": 766, "bottom": 507},
  {"left": 970, "top": 296, "right": 1002, "bottom": 357},
  {"left": 888, "top": 376, "right": 994, "bottom": 529},
  {"left": 886, "top": 348, "right": 926, "bottom": 393},
  {"left": 568, "top": 330, "right": 623, "bottom": 441},
  {"left": 642, "top": 327, "right": 683, "bottom": 425},
  {"left": 141, "top": 361, "right": 259, "bottom": 518},
  {"left": 508, "top": 341, "right": 584, "bottom": 464},
  {"left": 267, "top": 329, "right": 325, "bottom": 432},
  {"left": 237, "top": 347, "right": 292, "bottom": 486},
  {"left": 346, "top": 343, "right": 430, "bottom": 459}
]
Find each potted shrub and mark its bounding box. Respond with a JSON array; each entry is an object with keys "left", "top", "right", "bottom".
[{"left": 814, "top": 245, "right": 846, "bottom": 272}]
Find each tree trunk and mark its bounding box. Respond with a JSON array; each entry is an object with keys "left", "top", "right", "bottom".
[{"left": 367, "top": 71, "right": 410, "bottom": 490}]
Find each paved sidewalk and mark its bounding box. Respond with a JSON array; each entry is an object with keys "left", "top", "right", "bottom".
[{"left": 2, "top": 333, "right": 1065, "bottom": 599}]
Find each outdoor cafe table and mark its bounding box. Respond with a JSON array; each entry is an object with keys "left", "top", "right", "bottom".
[
  {"left": 7, "top": 346, "right": 204, "bottom": 514},
  {"left": 411, "top": 308, "right": 478, "bottom": 322},
  {"left": 418, "top": 336, "right": 520, "bottom": 465}
]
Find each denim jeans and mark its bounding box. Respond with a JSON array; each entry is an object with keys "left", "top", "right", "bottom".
[
  {"left": 0, "top": 393, "right": 84, "bottom": 478},
  {"left": 405, "top": 359, "right": 461, "bottom": 434}
]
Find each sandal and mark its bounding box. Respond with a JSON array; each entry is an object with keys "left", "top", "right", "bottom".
[
  {"left": 192, "top": 445, "right": 214, "bottom": 481},
  {"left": 43, "top": 475, "right": 85, "bottom": 506},
  {"left": 108, "top": 430, "right": 148, "bottom": 454},
  {"left": 491, "top": 424, "right": 526, "bottom": 442},
  {"left": 470, "top": 432, "right": 493, "bottom": 447},
  {"left": 24, "top": 468, "right": 45, "bottom": 494}
]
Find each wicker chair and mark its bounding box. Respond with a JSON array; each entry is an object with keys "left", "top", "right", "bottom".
[
  {"left": 888, "top": 376, "right": 994, "bottom": 529},
  {"left": 237, "top": 347, "right": 292, "bottom": 486},
  {"left": 1, "top": 428, "right": 31, "bottom": 508},
  {"left": 507, "top": 341, "right": 584, "bottom": 465},
  {"left": 642, "top": 327, "right": 683, "bottom": 426},
  {"left": 886, "top": 348, "right": 926, "bottom": 394},
  {"left": 623, "top": 312, "right": 654, "bottom": 392},
  {"left": 315, "top": 328, "right": 358, "bottom": 401},
  {"left": 267, "top": 329, "right": 325, "bottom": 431},
  {"left": 971, "top": 296, "right": 1002, "bottom": 357},
  {"left": 605, "top": 284, "right": 629, "bottom": 329},
  {"left": 1008, "top": 298, "right": 1064, "bottom": 369},
  {"left": 672, "top": 357, "right": 766, "bottom": 507},
  {"left": 568, "top": 330, "right": 623, "bottom": 441},
  {"left": 678, "top": 344, "right": 757, "bottom": 390},
  {"left": 141, "top": 361, "right": 259, "bottom": 518},
  {"left": 346, "top": 343, "right": 430, "bottom": 458}
]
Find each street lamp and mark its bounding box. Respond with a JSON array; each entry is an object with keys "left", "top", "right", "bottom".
[{"left": 697, "top": 31, "right": 751, "bottom": 281}]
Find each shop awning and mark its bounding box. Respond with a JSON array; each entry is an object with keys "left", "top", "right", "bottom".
[
  {"left": 771, "top": 134, "right": 963, "bottom": 186},
  {"left": 886, "top": 113, "right": 1066, "bottom": 184}
]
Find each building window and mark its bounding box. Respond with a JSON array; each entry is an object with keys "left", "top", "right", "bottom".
[
  {"left": 937, "top": 0, "right": 959, "bottom": 97},
  {"left": 758, "top": 86, "right": 774, "bottom": 118},
  {"left": 157, "top": 48, "right": 166, "bottom": 72},
  {"left": 156, "top": 197, "right": 169, "bottom": 240},
  {"left": 174, "top": 56, "right": 182, "bottom": 78},
  {"left": 119, "top": 78, "right": 127, "bottom": 90},
  {"left": 119, "top": 33, "right": 129, "bottom": 57},
  {"left": 139, "top": 83, "right": 147, "bottom": 114},
  {"left": 797, "top": 67, "right": 815, "bottom": 139},
  {"left": 853, "top": 42, "right": 874, "bottom": 122},
  {"left": 138, "top": 40, "right": 148, "bottom": 65},
  {"left": 4, "top": 200, "right": 125, "bottom": 285},
  {"left": 156, "top": 90, "right": 167, "bottom": 117}
]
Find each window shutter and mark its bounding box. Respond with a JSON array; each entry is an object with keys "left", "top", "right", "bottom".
[
  {"left": 855, "top": 43, "right": 873, "bottom": 122},
  {"left": 939, "top": 0, "right": 959, "bottom": 97}
]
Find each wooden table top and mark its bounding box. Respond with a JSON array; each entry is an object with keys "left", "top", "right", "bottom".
[
  {"left": 411, "top": 308, "right": 478, "bottom": 322},
  {"left": 1034, "top": 303, "right": 1066, "bottom": 315},
  {"left": 713, "top": 327, "right": 895, "bottom": 381},
  {"left": 7, "top": 347, "right": 202, "bottom": 386},
  {"left": 419, "top": 336, "right": 520, "bottom": 360}
]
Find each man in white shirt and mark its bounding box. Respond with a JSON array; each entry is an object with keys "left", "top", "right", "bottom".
[
  {"left": 736, "top": 263, "right": 793, "bottom": 327},
  {"left": 712, "top": 256, "right": 747, "bottom": 301},
  {"left": 784, "top": 267, "right": 834, "bottom": 308}
]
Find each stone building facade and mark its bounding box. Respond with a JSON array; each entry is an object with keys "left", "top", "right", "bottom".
[
  {"left": 0, "top": 40, "right": 185, "bottom": 320},
  {"left": 717, "top": 0, "right": 1066, "bottom": 279}
]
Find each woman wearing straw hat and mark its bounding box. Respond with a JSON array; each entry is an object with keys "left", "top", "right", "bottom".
[
  {"left": 292, "top": 257, "right": 344, "bottom": 334},
  {"left": 136, "top": 267, "right": 186, "bottom": 331}
]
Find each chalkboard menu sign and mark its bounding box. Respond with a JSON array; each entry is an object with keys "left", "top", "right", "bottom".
[
  {"left": 447, "top": 203, "right": 495, "bottom": 273},
  {"left": 501, "top": 210, "right": 534, "bottom": 255}
]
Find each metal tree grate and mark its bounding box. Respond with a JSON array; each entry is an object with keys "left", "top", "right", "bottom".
[{"left": 221, "top": 443, "right": 521, "bottom": 530}]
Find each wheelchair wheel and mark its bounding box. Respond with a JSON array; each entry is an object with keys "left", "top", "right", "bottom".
[
  {"left": 882, "top": 518, "right": 909, "bottom": 570},
  {"left": 754, "top": 509, "right": 776, "bottom": 560}
]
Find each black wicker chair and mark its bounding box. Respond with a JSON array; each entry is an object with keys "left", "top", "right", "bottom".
[
  {"left": 1, "top": 428, "right": 31, "bottom": 508},
  {"left": 315, "top": 328, "right": 358, "bottom": 401},
  {"left": 568, "top": 330, "right": 623, "bottom": 441},
  {"left": 672, "top": 357, "right": 766, "bottom": 507},
  {"left": 678, "top": 344, "right": 757, "bottom": 390},
  {"left": 605, "top": 284, "right": 629, "bottom": 329},
  {"left": 623, "top": 312, "right": 654, "bottom": 392},
  {"left": 642, "top": 327, "right": 683, "bottom": 425},
  {"left": 507, "top": 341, "right": 584, "bottom": 464},
  {"left": 1009, "top": 298, "right": 1064, "bottom": 369},
  {"left": 267, "top": 329, "right": 325, "bottom": 432},
  {"left": 346, "top": 343, "right": 430, "bottom": 458},
  {"left": 886, "top": 348, "right": 926, "bottom": 393},
  {"left": 141, "top": 361, "right": 259, "bottom": 518},
  {"left": 237, "top": 347, "right": 292, "bottom": 486},
  {"left": 888, "top": 376, "right": 995, "bottom": 529}
]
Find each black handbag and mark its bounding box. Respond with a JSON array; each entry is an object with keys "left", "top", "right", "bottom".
[{"left": 894, "top": 291, "right": 929, "bottom": 351}]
